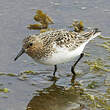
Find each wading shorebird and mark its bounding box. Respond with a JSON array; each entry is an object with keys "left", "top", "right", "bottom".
[{"left": 14, "top": 28, "right": 101, "bottom": 78}]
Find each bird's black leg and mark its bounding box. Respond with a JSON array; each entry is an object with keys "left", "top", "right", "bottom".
[
  {"left": 47, "top": 65, "right": 58, "bottom": 81},
  {"left": 71, "top": 53, "right": 84, "bottom": 75},
  {"left": 53, "top": 65, "right": 57, "bottom": 77}
]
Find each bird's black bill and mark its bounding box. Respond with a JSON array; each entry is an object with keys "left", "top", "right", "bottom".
[{"left": 14, "top": 48, "right": 25, "bottom": 61}]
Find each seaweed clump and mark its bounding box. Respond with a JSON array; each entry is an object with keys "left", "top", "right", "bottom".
[
  {"left": 27, "top": 10, "right": 54, "bottom": 30},
  {"left": 69, "top": 20, "right": 85, "bottom": 33},
  {"left": 27, "top": 10, "right": 86, "bottom": 33},
  {"left": 0, "top": 88, "right": 9, "bottom": 93}
]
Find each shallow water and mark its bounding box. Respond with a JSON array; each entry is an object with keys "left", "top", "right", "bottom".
[{"left": 0, "top": 0, "right": 110, "bottom": 110}]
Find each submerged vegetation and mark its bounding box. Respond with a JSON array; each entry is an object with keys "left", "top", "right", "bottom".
[
  {"left": 0, "top": 72, "right": 17, "bottom": 77},
  {"left": 84, "top": 58, "right": 110, "bottom": 73},
  {"left": 87, "top": 81, "right": 99, "bottom": 89},
  {"left": 0, "top": 88, "right": 9, "bottom": 93},
  {"left": 81, "top": 88, "right": 110, "bottom": 110},
  {"left": 97, "top": 41, "right": 110, "bottom": 52},
  {"left": 98, "top": 35, "right": 110, "bottom": 40}
]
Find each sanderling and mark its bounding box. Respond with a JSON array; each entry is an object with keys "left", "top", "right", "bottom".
[{"left": 14, "top": 28, "right": 101, "bottom": 77}]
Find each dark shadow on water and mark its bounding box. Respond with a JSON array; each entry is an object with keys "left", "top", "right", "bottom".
[{"left": 26, "top": 75, "right": 83, "bottom": 110}]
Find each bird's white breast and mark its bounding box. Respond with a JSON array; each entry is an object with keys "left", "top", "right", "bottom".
[{"left": 36, "top": 43, "right": 86, "bottom": 65}]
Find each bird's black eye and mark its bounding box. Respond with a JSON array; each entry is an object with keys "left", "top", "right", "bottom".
[{"left": 29, "top": 43, "right": 33, "bottom": 46}]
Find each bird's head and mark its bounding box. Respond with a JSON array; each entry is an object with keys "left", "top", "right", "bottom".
[{"left": 14, "top": 35, "right": 42, "bottom": 61}]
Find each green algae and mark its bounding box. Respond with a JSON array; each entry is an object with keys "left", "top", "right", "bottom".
[
  {"left": 104, "top": 41, "right": 110, "bottom": 46},
  {"left": 79, "top": 84, "right": 110, "bottom": 110},
  {"left": 2, "top": 95, "right": 8, "bottom": 98},
  {"left": 84, "top": 58, "right": 110, "bottom": 72},
  {"left": 0, "top": 72, "right": 17, "bottom": 77},
  {"left": 0, "top": 72, "right": 6, "bottom": 76},
  {"left": 27, "top": 24, "right": 47, "bottom": 30},
  {"left": 84, "top": 52, "right": 91, "bottom": 57},
  {"left": 7, "top": 73, "right": 17, "bottom": 77},
  {"left": 87, "top": 81, "right": 99, "bottom": 89},
  {"left": 23, "top": 70, "right": 36, "bottom": 75},
  {"left": 17, "top": 70, "right": 37, "bottom": 80},
  {"left": 0, "top": 88, "right": 9, "bottom": 93},
  {"left": 98, "top": 35, "right": 110, "bottom": 40},
  {"left": 97, "top": 43, "right": 110, "bottom": 52},
  {"left": 84, "top": 92, "right": 110, "bottom": 109}
]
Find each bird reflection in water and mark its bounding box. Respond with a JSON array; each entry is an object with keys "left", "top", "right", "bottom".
[{"left": 26, "top": 76, "right": 84, "bottom": 110}]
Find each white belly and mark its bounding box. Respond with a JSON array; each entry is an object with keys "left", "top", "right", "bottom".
[{"left": 35, "top": 43, "right": 86, "bottom": 65}]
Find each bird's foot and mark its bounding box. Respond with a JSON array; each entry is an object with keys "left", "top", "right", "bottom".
[{"left": 71, "top": 75, "right": 76, "bottom": 86}]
